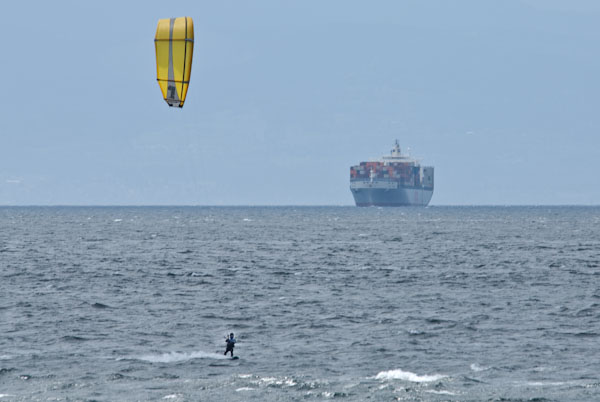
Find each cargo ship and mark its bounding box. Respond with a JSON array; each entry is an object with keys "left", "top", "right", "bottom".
[{"left": 350, "top": 141, "right": 434, "bottom": 206}]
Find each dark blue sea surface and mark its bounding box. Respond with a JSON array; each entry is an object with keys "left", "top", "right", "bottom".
[{"left": 1, "top": 206, "right": 599, "bottom": 401}]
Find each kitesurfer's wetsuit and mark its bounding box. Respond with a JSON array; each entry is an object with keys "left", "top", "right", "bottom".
[{"left": 224, "top": 335, "right": 236, "bottom": 356}]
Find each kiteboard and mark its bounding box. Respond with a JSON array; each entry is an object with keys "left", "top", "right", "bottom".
[{"left": 230, "top": 356, "right": 239, "bottom": 360}]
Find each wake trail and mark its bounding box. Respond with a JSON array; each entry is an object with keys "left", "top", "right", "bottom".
[{"left": 120, "top": 350, "right": 229, "bottom": 363}]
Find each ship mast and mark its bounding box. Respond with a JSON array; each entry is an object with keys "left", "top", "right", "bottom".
[{"left": 391, "top": 139, "right": 401, "bottom": 157}]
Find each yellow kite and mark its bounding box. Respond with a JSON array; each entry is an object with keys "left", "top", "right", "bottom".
[{"left": 155, "top": 17, "right": 194, "bottom": 108}]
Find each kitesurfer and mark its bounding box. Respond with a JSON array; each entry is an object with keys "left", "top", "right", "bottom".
[{"left": 224, "top": 333, "right": 236, "bottom": 357}]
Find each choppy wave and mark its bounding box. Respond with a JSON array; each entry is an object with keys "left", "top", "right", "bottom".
[
  {"left": 375, "top": 369, "right": 446, "bottom": 382},
  {"left": 2, "top": 206, "right": 599, "bottom": 401}
]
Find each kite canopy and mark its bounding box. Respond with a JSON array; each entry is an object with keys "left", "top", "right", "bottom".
[{"left": 155, "top": 17, "right": 194, "bottom": 108}]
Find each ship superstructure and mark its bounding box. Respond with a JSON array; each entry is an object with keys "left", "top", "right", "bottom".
[{"left": 350, "top": 141, "right": 434, "bottom": 206}]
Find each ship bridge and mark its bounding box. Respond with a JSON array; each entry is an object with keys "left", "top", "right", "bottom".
[{"left": 380, "top": 140, "right": 419, "bottom": 165}]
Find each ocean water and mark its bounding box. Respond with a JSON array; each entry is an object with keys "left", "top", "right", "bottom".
[{"left": 1, "top": 206, "right": 599, "bottom": 401}]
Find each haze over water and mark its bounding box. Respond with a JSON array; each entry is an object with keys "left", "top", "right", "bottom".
[
  {"left": 1, "top": 206, "right": 599, "bottom": 401},
  {"left": 3, "top": 1, "right": 600, "bottom": 206}
]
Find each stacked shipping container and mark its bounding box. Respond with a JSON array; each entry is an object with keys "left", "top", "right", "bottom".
[{"left": 350, "top": 161, "right": 425, "bottom": 187}]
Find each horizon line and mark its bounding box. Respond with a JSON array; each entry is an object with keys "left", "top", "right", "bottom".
[{"left": 0, "top": 204, "right": 599, "bottom": 208}]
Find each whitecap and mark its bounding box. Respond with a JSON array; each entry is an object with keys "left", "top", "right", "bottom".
[
  {"left": 113, "top": 219, "right": 123, "bottom": 222},
  {"left": 525, "top": 381, "right": 568, "bottom": 387},
  {"left": 253, "top": 376, "right": 297, "bottom": 387},
  {"left": 133, "top": 350, "right": 227, "bottom": 363},
  {"left": 235, "top": 387, "right": 256, "bottom": 392},
  {"left": 375, "top": 369, "right": 446, "bottom": 382},
  {"left": 255, "top": 376, "right": 277, "bottom": 384},
  {"left": 162, "top": 395, "right": 179, "bottom": 399},
  {"left": 425, "top": 390, "right": 457, "bottom": 395},
  {"left": 243, "top": 218, "right": 252, "bottom": 222},
  {"left": 0, "top": 396, "right": 16, "bottom": 399},
  {"left": 470, "top": 363, "right": 489, "bottom": 372}
]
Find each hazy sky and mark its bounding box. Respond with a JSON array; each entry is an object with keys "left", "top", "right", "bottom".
[{"left": 2, "top": 0, "right": 599, "bottom": 205}]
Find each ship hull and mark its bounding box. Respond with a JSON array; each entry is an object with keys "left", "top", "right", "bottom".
[{"left": 350, "top": 185, "right": 433, "bottom": 207}]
